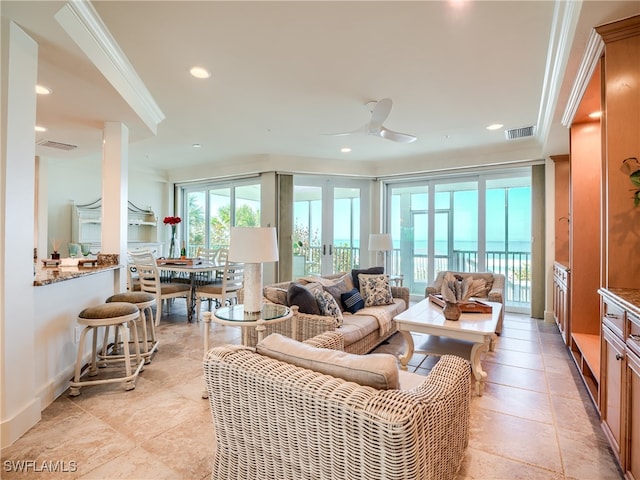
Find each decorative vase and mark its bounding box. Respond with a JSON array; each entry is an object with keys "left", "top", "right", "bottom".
[
  {"left": 51, "top": 251, "right": 60, "bottom": 260},
  {"left": 169, "top": 226, "right": 177, "bottom": 258},
  {"left": 443, "top": 301, "right": 461, "bottom": 321}
]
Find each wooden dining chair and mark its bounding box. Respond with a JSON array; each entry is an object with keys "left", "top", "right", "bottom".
[
  {"left": 129, "top": 250, "right": 192, "bottom": 326},
  {"left": 195, "top": 261, "right": 244, "bottom": 321}
]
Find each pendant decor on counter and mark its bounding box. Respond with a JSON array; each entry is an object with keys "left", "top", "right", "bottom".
[{"left": 163, "top": 216, "right": 181, "bottom": 258}]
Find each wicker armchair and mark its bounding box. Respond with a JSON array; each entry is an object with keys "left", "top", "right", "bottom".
[
  {"left": 426, "top": 271, "right": 505, "bottom": 335},
  {"left": 203, "top": 332, "right": 471, "bottom": 480}
]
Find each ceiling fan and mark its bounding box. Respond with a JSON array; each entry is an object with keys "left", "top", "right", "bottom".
[{"left": 330, "top": 98, "right": 417, "bottom": 143}]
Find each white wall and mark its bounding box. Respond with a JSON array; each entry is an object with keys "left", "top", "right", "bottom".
[{"left": 45, "top": 159, "right": 168, "bottom": 258}]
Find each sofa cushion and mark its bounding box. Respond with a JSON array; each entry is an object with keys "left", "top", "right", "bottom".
[
  {"left": 341, "top": 288, "right": 365, "bottom": 313},
  {"left": 339, "top": 314, "right": 380, "bottom": 347},
  {"left": 358, "top": 274, "right": 394, "bottom": 307},
  {"left": 287, "top": 283, "right": 321, "bottom": 315},
  {"left": 351, "top": 266, "right": 383, "bottom": 291},
  {"left": 323, "top": 279, "right": 351, "bottom": 311},
  {"left": 256, "top": 333, "right": 399, "bottom": 390},
  {"left": 315, "top": 290, "right": 343, "bottom": 326}
]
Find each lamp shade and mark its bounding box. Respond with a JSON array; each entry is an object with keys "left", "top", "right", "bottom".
[
  {"left": 368, "top": 233, "right": 393, "bottom": 252},
  {"left": 228, "top": 227, "right": 279, "bottom": 263}
]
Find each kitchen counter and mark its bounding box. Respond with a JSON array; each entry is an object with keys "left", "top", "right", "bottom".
[
  {"left": 599, "top": 287, "right": 640, "bottom": 317},
  {"left": 33, "top": 263, "right": 122, "bottom": 286}
]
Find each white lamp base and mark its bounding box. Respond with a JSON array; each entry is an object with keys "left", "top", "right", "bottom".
[{"left": 243, "top": 263, "right": 263, "bottom": 313}]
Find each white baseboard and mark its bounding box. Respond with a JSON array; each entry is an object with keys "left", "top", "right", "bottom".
[{"left": 1, "top": 398, "right": 41, "bottom": 449}]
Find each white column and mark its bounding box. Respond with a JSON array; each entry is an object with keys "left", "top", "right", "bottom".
[
  {"left": 0, "top": 20, "right": 41, "bottom": 447},
  {"left": 101, "top": 122, "right": 128, "bottom": 292}
]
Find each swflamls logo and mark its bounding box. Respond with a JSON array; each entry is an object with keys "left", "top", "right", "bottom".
[{"left": 3, "top": 460, "right": 78, "bottom": 473}]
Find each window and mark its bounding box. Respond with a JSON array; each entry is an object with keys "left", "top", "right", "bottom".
[{"left": 181, "top": 180, "right": 260, "bottom": 256}]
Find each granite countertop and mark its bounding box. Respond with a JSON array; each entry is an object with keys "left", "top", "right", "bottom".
[
  {"left": 599, "top": 287, "right": 640, "bottom": 317},
  {"left": 34, "top": 263, "right": 122, "bottom": 286}
]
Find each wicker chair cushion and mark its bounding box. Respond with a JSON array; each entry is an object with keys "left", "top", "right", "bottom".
[
  {"left": 286, "top": 283, "right": 321, "bottom": 315},
  {"left": 358, "top": 274, "right": 394, "bottom": 307},
  {"left": 256, "top": 333, "right": 399, "bottom": 390},
  {"left": 351, "top": 266, "right": 384, "bottom": 291},
  {"left": 79, "top": 302, "right": 138, "bottom": 319}
]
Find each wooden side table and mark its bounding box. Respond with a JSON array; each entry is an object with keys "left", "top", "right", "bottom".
[{"left": 389, "top": 274, "right": 404, "bottom": 286}]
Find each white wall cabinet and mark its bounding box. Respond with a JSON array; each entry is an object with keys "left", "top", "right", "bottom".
[{"left": 72, "top": 198, "right": 162, "bottom": 256}]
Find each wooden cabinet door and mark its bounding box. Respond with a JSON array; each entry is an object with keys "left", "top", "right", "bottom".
[
  {"left": 602, "top": 325, "right": 625, "bottom": 459},
  {"left": 627, "top": 349, "right": 640, "bottom": 480}
]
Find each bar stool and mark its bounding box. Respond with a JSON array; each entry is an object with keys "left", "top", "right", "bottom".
[
  {"left": 105, "top": 292, "right": 158, "bottom": 364},
  {"left": 69, "top": 302, "right": 144, "bottom": 397}
]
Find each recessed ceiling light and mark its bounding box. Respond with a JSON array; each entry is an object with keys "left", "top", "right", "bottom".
[
  {"left": 36, "top": 85, "right": 52, "bottom": 95},
  {"left": 341, "top": 147, "right": 352, "bottom": 153},
  {"left": 189, "top": 66, "right": 211, "bottom": 79},
  {"left": 588, "top": 111, "right": 602, "bottom": 119},
  {"left": 486, "top": 123, "right": 504, "bottom": 131},
  {"left": 192, "top": 143, "right": 201, "bottom": 148},
  {"left": 35, "top": 125, "right": 47, "bottom": 132}
]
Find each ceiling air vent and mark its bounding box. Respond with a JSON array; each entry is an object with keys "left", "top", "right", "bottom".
[
  {"left": 36, "top": 139, "right": 78, "bottom": 151},
  {"left": 504, "top": 125, "right": 536, "bottom": 140}
]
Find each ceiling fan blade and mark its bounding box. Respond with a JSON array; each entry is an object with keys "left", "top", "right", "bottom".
[
  {"left": 324, "top": 124, "right": 367, "bottom": 137},
  {"left": 379, "top": 127, "right": 417, "bottom": 143},
  {"left": 369, "top": 98, "right": 392, "bottom": 131}
]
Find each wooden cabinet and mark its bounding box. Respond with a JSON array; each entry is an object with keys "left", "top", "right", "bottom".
[
  {"left": 560, "top": 15, "right": 639, "bottom": 474},
  {"left": 72, "top": 199, "right": 162, "bottom": 255},
  {"left": 601, "top": 323, "right": 625, "bottom": 459},
  {"left": 627, "top": 347, "right": 640, "bottom": 480},
  {"left": 599, "top": 288, "right": 640, "bottom": 479},
  {"left": 553, "top": 262, "right": 570, "bottom": 345}
]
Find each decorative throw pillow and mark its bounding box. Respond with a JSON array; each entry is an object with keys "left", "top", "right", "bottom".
[
  {"left": 263, "top": 286, "right": 288, "bottom": 305},
  {"left": 315, "top": 290, "right": 344, "bottom": 326},
  {"left": 351, "top": 266, "right": 384, "bottom": 291},
  {"left": 302, "top": 281, "right": 324, "bottom": 296},
  {"left": 287, "top": 283, "right": 321, "bottom": 315},
  {"left": 341, "top": 288, "right": 365, "bottom": 314},
  {"left": 358, "top": 274, "right": 393, "bottom": 307},
  {"left": 323, "top": 279, "right": 351, "bottom": 311}
]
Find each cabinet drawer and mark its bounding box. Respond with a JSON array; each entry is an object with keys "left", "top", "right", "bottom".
[
  {"left": 628, "top": 312, "right": 640, "bottom": 357},
  {"left": 603, "top": 300, "right": 625, "bottom": 336}
]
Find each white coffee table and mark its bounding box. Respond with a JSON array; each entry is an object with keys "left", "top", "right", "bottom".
[{"left": 393, "top": 298, "right": 502, "bottom": 395}]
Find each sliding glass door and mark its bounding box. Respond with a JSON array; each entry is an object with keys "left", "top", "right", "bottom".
[
  {"left": 294, "top": 177, "right": 369, "bottom": 277},
  {"left": 386, "top": 168, "right": 532, "bottom": 311}
]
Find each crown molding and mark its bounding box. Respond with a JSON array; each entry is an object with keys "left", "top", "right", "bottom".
[
  {"left": 54, "top": 1, "right": 165, "bottom": 135},
  {"left": 561, "top": 28, "right": 604, "bottom": 127},
  {"left": 536, "top": 0, "right": 582, "bottom": 143}
]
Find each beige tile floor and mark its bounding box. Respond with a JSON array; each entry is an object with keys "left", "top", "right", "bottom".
[{"left": 1, "top": 304, "right": 624, "bottom": 479}]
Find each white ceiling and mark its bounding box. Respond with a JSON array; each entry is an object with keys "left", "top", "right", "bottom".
[{"left": 2, "top": 1, "right": 639, "bottom": 176}]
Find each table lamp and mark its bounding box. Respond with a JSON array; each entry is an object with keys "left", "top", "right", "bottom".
[
  {"left": 368, "top": 233, "right": 393, "bottom": 269},
  {"left": 228, "top": 227, "right": 279, "bottom": 313}
]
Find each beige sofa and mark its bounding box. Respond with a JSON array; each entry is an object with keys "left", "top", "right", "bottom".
[
  {"left": 203, "top": 331, "right": 471, "bottom": 480},
  {"left": 249, "top": 272, "right": 410, "bottom": 354}
]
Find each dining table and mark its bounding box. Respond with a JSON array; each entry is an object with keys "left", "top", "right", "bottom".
[{"left": 156, "top": 259, "right": 224, "bottom": 322}]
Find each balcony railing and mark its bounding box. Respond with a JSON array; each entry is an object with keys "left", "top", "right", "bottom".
[{"left": 390, "top": 248, "right": 531, "bottom": 307}]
